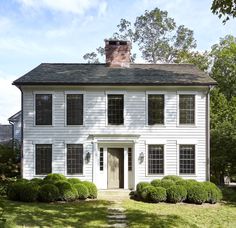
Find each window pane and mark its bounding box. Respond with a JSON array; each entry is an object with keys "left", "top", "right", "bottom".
[
  {"left": 128, "top": 148, "right": 132, "bottom": 171},
  {"left": 179, "top": 95, "right": 195, "bottom": 124},
  {"left": 100, "top": 148, "right": 104, "bottom": 171},
  {"left": 36, "top": 144, "right": 52, "bottom": 175},
  {"left": 148, "top": 145, "right": 164, "bottom": 174},
  {"left": 36, "top": 94, "right": 52, "bottom": 125},
  {"left": 67, "top": 144, "right": 83, "bottom": 174},
  {"left": 67, "top": 94, "right": 83, "bottom": 125},
  {"left": 148, "top": 95, "right": 164, "bottom": 125},
  {"left": 108, "top": 95, "right": 124, "bottom": 125},
  {"left": 179, "top": 145, "right": 195, "bottom": 174}
]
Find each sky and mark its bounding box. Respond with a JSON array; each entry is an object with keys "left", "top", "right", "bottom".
[{"left": 0, "top": 0, "right": 235, "bottom": 124}]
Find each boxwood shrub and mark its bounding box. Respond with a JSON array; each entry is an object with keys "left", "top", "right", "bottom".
[
  {"left": 19, "top": 182, "right": 39, "bottom": 202},
  {"left": 140, "top": 185, "right": 155, "bottom": 201},
  {"left": 7, "top": 181, "right": 25, "bottom": 201},
  {"left": 38, "top": 184, "right": 60, "bottom": 202},
  {"left": 148, "top": 187, "right": 166, "bottom": 203},
  {"left": 136, "top": 182, "right": 151, "bottom": 197},
  {"left": 203, "top": 181, "right": 222, "bottom": 204},
  {"left": 162, "top": 175, "right": 183, "bottom": 182},
  {"left": 82, "top": 181, "right": 98, "bottom": 198},
  {"left": 43, "top": 174, "right": 67, "bottom": 184},
  {"left": 67, "top": 178, "right": 81, "bottom": 186},
  {"left": 74, "top": 183, "right": 89, "bottom": 199},
  {"left": 187, "top": 183, "right": 208, "bottom": 204},
  {"left": 30, "top": 178, "right": 44, "bottom": 186},
  {"left": 150, "top": 179, "right": 161, "bottom": 187},
  {"left": 55, "top": 181, "right": 78, "bottom": 201},
  {"left": 159, "top": 179, "right": 175, "bottom": 190},
  {"left": 166, "top": 185, "right": 187, "bottom": 203}
]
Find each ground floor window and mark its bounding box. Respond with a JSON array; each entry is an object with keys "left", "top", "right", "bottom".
[
  {"left": 35, "top": 144, "right": 52, "bottom": 175},
  {"left": 128, "top": 148, "right": 132, "bottom": 171},
  {"left": 100, "top": 148, "right": 104, "bottom": 171},
  {"left": 67, "top": 144, "right": 83, "bottom": 175},
  {"left": 179, "top": 145, "right": 195, "bottom": 174},
  {"left": 148, "top": 145, "right": 164, "bottom": 175}
]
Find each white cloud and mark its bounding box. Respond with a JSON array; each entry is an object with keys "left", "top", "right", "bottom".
[{"left": 17, "top": 0, "right": 108, "bottom": 15}]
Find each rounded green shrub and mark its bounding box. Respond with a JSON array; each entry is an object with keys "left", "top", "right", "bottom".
[
  {"left": 136, "top": 182, "right": 151, "bottom": 197},
  {"left": 67, "top": 178, "right": 81, "bottom": 186},
  {"left": 82, "top": 181, "right": 97, "bottom": 199},
  {"left": 148, "top": 187, "right": 166, "bottom": 203},
  {"left": 19, "top": 182, "right": 39, "bottom": 202},
  {"left": 43, "top": 174, "right": 67, "bottom": 184},
  {"left": 30, "top": 178, "right": 44, "bottom": 186},
  {"left": 166, "top": 185, "right": 187, "bottom": 203},
  {"left": 203, "top": 181, "right": 222, "bottom": 204},
  {"left": 55, "top": 181, "right": 78, "bottom": 201},
  {"left": 7, "top": 181, "right": 25, "bottom": 201},
  {"left": 74, "top": 183, "right": 89, "bottom": 199},
  {"left": 162, "top": 175, "right": 183, "bottom": 182},
  {"left": 140, "top": 185, "right": 155, "bottom": 201},
  {"left": 160, "top": 179, "right": 175, "bottom": 190},
  {"left": 187, "top": 183, "right": 208, "bottom": 204},
  {"left": 151, "top": 179, "right": 161, "bottom": 187},
  {"left": 38, "top": 184, "right": 60, "bottom": 202}
]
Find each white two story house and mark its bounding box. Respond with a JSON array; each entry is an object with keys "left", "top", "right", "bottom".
[{"left": 13, "top": 40, "right": 216, "bottom": 189}]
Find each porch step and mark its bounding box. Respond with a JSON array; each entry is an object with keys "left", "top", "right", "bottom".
[{"left": 98, "top": 190, "right": 131, "bottom": 201}]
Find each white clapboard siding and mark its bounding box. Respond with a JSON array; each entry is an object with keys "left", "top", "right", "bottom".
[{"left": 22, "top": 86, "right": 207, "bottom": 184}]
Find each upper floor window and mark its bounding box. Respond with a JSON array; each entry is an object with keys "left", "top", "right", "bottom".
[
  {"left": 179, "top": 95, "right": 195, "bottom": 124},
  {"left": 108, "top": 94, "right": 124, "bottom": 125},
  {"left": 148, "top": 94, "right": 164, "bottom": 125},
  {"left": 179, "top": 145, "right": 195, "bottom": 174},
  {"left": 36, "top": 94, "right": 52, "bottom": 125},
  {"left": 35, "top": 144, "right": 52, "bottom": 175},
  {"left": 67, "top": 94, "right": 83, "bottom": 125},
  {"left": 67, "top": 144, "right": 83, "bottom": 175},
  {"left": 148, "top": 145, "right": 164, "bottom": 175}
]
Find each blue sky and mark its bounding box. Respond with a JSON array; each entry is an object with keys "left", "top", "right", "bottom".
[{"left": 0, "top": 0, "right": 236, "bottom": 123}]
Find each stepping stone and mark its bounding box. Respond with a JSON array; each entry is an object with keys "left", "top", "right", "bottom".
[{"left": 108, "top": 214, "right": 126, "bottom": 219}]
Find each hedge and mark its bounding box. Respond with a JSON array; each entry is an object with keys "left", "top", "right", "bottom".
[
  {"left": 38, "top": 184, "right": 60, "bottom": 202},
  {"left": 82, "top": 181, "right": 98, "bottom": 198},
  {"left": 166, "top": 185, "right": 187, "bottom": 203},
  {"left": 136, "top": 182, "right": 151, "bottom": 197},
  {"left": 43, "top": 174, "right": 67, "bottom": 184},
  {"left": 55, "top": 181, "right": 78, "bottom": 201},
  {"left": 74, "top": 183, "right": 89, "bottom": 199},
  {"left": 67, "top": 178, "right": 81, "bottom": 186}
]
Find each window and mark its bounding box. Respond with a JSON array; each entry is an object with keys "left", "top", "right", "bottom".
[
  {"left": 128, "top": 148, "right": 132, "bottom": 171},
  {"left": 148, "top": 94, "right": 164, "bottom": 125},
  {"left": 35, "top": 144, "right": 52, "bottom": 175},
  {"left": 67, "top": 144, "right": 83, "bottom": 175},
  {"left": 67, "top": 94, "right": 83, "bottom": 125},
  {"left": 36, "top": 94, "right": 52, "bottom": 125},
  {"left": 179, "top": 95, "right": 195, "bottom": 124},
  {"left": 148, "top": 145, "right": 164, "bottom": 175},
  {"left": 108, "top": 94, "right": 124, "bottom": 125},
  {"left": 100, "top": 148, "right": 104, "bottom": 171},
  {"left": 179, "top": 145, "right": 195, "bottom": 174}
]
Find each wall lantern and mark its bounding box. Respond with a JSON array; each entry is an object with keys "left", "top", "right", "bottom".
[
  {"left": 139, "top": 152, "right": 144, "bottom": 163},
  {"left": 85, "top": 151, "right": 91, "bottom": 163}
]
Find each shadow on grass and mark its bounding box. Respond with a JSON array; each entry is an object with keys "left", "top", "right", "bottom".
[
  {"left": 221, "top": 186, "right": 236, "bottom": 207},
  {"left": 2, "top": 199, "right": 111, "bottom": 228},
  {"left": 125, "top": 208, "right": 198, "bottom": 228}
]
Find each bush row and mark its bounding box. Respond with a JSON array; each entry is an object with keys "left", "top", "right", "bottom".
[
  {"left": 6, "top": 174, "right": 97, "bottom": 203},
  {"left": 136, "top": 175, "right": 222, "bottom": 204}
]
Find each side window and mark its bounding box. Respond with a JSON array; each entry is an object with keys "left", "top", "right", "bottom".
[
  {"left": 179, "top": 95, "right": 195, "bottom": 124},
  {"left": 128, "top": 148, "right": 132, "bottom": 171},
  {"left": 148, "top": 145, "right": 164, "bottom": 175},
  {"left": 35, "top": 94, "right": 52, "bottom": 125},
  {"left": 100, "top": 148, "right": 104, "bottom": 171},
  {"left": 179, "top": 145, "right": 195, "bottom": 174},
  {"left": 67, "top": 94, "right": 83, "bottom": 125},
  {"left": 148, "top": 94, "right": 164, "bottom": 125}
]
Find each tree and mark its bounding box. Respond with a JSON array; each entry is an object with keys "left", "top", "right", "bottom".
[
  {"left": 210, "top": 35, "right": 236, "bottom": 100},
  {"left": 211, "top": 0, "right": 236, "bottom": 23}
]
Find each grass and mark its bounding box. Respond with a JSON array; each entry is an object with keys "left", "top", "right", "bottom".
[{"left": 0, "top": 198, "right": 110, "bottom": 228}]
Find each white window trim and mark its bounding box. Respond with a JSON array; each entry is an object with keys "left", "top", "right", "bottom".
[
  {"left": 33, "top": 142, "right": 53, "bottom": 177},
  {"left": 64, "top": 91, "right": 86, "bottom": 127},
  {"left": 145, "top": 91, "right": 166, "bottom": 127},
  {"left": 145, "top": 143, "right": 166, "bottom": 177},
  {"left": 105, "top": 90, "right": 127, "bottom": 126},
  {"left": 33, "top": 91, "right": 55, "bottom": 127},
  {"left": 177, "top": 91, "right": 197, "bottom": 127},
  {"left": 177, "top": 142, "right": 197, "bottom": 177},
  {"left": 65, "top": 142, "right": 85, "bottom": 177}
]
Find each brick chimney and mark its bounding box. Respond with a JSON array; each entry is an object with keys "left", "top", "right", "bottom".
[{"left": 105, "top": 40, "right": 131, "bottom": 67}]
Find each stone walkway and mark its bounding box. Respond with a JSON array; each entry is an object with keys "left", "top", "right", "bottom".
[{"left": 98, "top": 190, "right": 130, "bottom": 228}]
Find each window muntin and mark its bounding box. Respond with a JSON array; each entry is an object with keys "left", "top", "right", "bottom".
[
  {"left": 67, "top": 144, "right": 83, "bottom": 175},
  {"left": 179, "top": 95, "right": 195, "bottom": 124},
  {"left": 100, "top": 148, "right": 104, "bottom": 171},
  {"left": 35, "top": 144, "right": 52, "bottom": 175},
  {"left": 128, "top": 148, "right": 132, "bottom": 171},
  {"left": 148, "top": 145, "right": 164, "bottom": 175},
  {"left": 35, "top": 94, "right": 52, "bottom": 125},
  {"left": 66, "top": 94, "right": 83, "bottom": 125},
  {"left": 108, "top": 94, "right": 124, "bottom": 125},
  {"left": 148, "top": 94, "right": 164, "bottom": 125},
  {"left": 179, "top": 145, "right": 195, "bottom": 174}
]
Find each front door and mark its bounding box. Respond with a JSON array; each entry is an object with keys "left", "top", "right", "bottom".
[{"left": 107, "top": 148, "right": 124, "bottom": 189}]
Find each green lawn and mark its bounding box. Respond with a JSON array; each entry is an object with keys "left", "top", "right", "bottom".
[
  {"left": 123, "top": 200, "right": 236, "bottom": 228},
  {"left": 0, "top": 198, "right": 110, "bottom": 228}
]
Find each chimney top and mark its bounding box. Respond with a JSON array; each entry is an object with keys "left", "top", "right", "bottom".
[{"left": 105, "top": 39, "right": 131, "bottom": 68}]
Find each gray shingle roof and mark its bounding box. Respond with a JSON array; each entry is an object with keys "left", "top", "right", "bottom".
[{"left": 13, "top": 63, "right": 216, "bottom": 86}]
